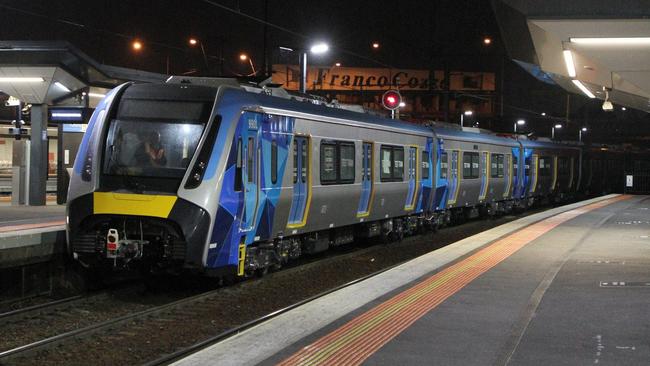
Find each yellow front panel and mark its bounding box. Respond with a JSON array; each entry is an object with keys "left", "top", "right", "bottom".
[{"left": 93, "top": 192, "right": 177, "bottom": 218}]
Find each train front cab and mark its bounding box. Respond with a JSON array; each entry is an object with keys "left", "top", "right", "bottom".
[{"left": 67, "top": 82, "right": 220, "bottom": 273}]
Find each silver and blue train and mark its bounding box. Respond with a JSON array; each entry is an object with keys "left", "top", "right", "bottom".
[{"left": 66, "top": 77, "right": 608, "bottom": 277}]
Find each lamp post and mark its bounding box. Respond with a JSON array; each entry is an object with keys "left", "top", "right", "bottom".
[
  {"left": 239, "top": 54, "right": 257, "bottom": 76},
  {"left": 579, "top": 127, "right": 587, "bottom": 142},
  {"left": 552, "top": 124, "right": 562, "bottom": 139},
  {"left": 189, "top": 38, "right": 210, "bottom": 72},
  {"left": 460, "top": 110, "right": 473, "bottom": 127},
  {"left": 514, "top": 119, "right": 525, "bottom": 133}
]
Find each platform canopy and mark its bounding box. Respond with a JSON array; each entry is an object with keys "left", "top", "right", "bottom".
[
  {"left": 0, "top": 41, "right": 167, "bottom": 105},
  {"left": 492, "top": 0, "right": 650, "bottom": 113}
]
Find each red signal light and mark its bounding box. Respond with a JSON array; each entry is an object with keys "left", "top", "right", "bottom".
[{"left": 382, "top": 90, "right": 401, "bottom": 110}]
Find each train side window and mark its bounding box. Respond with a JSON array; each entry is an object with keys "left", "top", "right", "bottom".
[
  {"left": 558, "top": 157, "right": 569, "bottom": 176},
  {"left": 234, "top": 138, "right": 243, "bottom": 191},
  {"left": 539, "top": 156, "right": 551, "bottom": 176},
  {"left": 339, "top": 142, "right": 355, "bottom": 183},
  {"left": 422, "top": 151, "right": 430, "bottom": 179},
  {"left": 301, "top": 139, "right": 307, "bottom": 183},
  {"left": 440, "top": 152, "right": 448, "bottom": 179},
  {"left": 320, "top": 142, "right": 337, "bottom": 184},
  {"left": 463, "top": 152, "right": 479, "bottom": 179},
  {"left": 393, "top": 147, "right": 404, "bottom": 181},
  {"left": 380, "top": 146, "right": 393, "bottom": 181},
  {"left": 491, "top": 154, "right": 504, "bottom": 178},
  {"left": 380, "top": 145, "right": 403, "bottom": 182},
  {"left": 247, "top": 137, "right": 255, "bottom": 182},
  {"left": 271, "top": 140, "right": 278, "bottom": 184},
  {"left": 293, "top": 141, "right": 298, "bottom": 184}
]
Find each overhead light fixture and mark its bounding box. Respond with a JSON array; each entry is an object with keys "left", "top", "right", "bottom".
[
  {"left": 54, "top": 81, "right": 70, "bottom": 92},
  {"left": 602, "top": 89, "right": 613, "bottom": 111},
  {"left": 464, "top": 110, "right": 473, "bottom": 116},
  {"left": 310, "top": 42, "right": 329, "bottom": 54},
  {"left": 541, "top": 112, "right": 546, "bottom": 116},
  {"left": 554, "top": 124, "right": 563, "bottom": 129},
  {"left": 570, "top": 37, "right": 650, "bottom": 45},
  {"left": 399, "top": 102, "right": 406, "bottom": 107},
  {"left": 563, "top": 50, "right": 576, "bottom": 77},
  {"left": 51, "top": 112, "right": 82, "bottom": 118},
  {"left": 572, "top": 80, "right": 595, "bottom": 98},
  {"left": 278, "top": 46, "right": 294, "bottom": 52},
  {"left": 0, "top": 77, "right": 45, "bottom": 82},
  {"left": 88, "top": 92, "right": 106, "bottom": 98},
  {"left": 621, "top": 107, "right": 627, "bottom": 111},
  {"left": 517, "top": 119, "right": 526, "bottom": 125}
]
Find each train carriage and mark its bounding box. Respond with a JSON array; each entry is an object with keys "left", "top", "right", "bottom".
[{"left": 66, "top": 78, "right": 598, "bottom": 279}]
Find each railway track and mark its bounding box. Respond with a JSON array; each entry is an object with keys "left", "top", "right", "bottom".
[{"left": 0, "top": 208, "right": 544, "bottom": 366}]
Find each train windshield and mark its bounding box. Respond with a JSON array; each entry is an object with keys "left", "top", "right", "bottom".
[{"left": 103, "top": 119, "right": 204, "bottom": 178}]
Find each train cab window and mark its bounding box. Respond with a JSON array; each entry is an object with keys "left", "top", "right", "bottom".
[
  {"left": 271, "top": 140, "right": 278, "bottom": 184},
  {"left": 490, "top": 154, "right": 504, "bottom": 178},
  {"left": 320, "top": 141, "right": 355, "bottom": 185},
  {"left": 380, "top": 145, "right": 404, "bottom": 182},
  {"left": 440, "top": 152, "right": 448, "bottom": 179},
  {"left": 463, "top": 152, "right": 479, "bottom": 179},
  {"left": 539, "top": 156, "right": 551, "bottom": 177},
  {"left": 235, "top": 138, "right": 243, "bottom": 191},
  {"left": 422, "top": 151, "right": 430, "bottom": 179}
]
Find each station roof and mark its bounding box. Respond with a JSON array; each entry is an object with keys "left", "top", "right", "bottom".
[
  {"left": 492, "top": 0, "right": 650, "bottom": 113},
  {"left": 0, "top": 41, "right": 167, "bottom": 104}
]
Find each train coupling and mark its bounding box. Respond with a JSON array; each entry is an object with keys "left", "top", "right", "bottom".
[{"left": 105, "top": 228, "right": 149, "bottom": 262}]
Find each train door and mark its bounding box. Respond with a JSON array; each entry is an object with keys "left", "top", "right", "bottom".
[
  {"left": 479, "top": 151, "right": 489, "bottom": 201},
  {"left": 405, "top": 146, "right": 418, "bottom": 210},
  {"left": 288, "top": 136, "right": 310, "bottom": 228},
  {"left": 447, "top": 150, "right": 460, "bottom": 205},
  {"left": 240, "top": 115, "right": 260, "bottom": 232},
  {"left": 503, "top": 154, "right": 512, "bottom": 198},
  {"left": 551, "top": 156, "right": 558, "bottom": 192},
  {"left": 357, "top": 142, "right": 373, "bottom": 216}
]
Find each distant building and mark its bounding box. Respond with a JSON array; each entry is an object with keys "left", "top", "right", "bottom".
[{"left": 272, "top": 64, "right": 497, "bottom": 123}]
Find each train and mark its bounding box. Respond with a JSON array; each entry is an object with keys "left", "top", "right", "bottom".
[{"left": 66, "top": 77, "right": 625, "bottom": 278}]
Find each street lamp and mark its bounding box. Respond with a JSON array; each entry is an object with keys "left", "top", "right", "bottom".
[
  {"left": 372, "top": 42, "right": 380, "bottom": 49},
  {"left": 460, "top": 110, "right": 473, "bottom": 127},
  {"left": 552, "top": 123, "right": 562, "bottom": 139},
  {"left": 290, "top": 42, "right": 329, "bottom": 94},
  {"left": 132, "top": 40, "right": 143, "bottom": 52},
  {"left": 514, "top": 119, "right": 525, "bottom": 133},
  {"left": 239, "top": 53, "right": 257, "bottom": 76},
  {"left": 579, "top": 127, "right": 588, "bottom": 142},
  {"left": 189, "top": 38, "right": 210, "bottom": 72}
]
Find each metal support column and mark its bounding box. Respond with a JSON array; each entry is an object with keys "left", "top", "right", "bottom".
[
  {"left": 29, "top": 104, "right": 48, "bottom": 206},
  {"left": 299, "top": 52, "right": 308, "bottom": 94}
]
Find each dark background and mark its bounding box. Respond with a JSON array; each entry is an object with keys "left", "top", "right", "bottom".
[{"left": 0, "top": 0, "right": 647, "bottom": 145}]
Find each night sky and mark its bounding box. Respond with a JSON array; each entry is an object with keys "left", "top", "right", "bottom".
[{"left": 0, "top": 0, "right": 647, "bottom": 144}]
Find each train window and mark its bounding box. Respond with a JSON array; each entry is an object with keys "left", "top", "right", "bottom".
[
  {"left": 301, "top": 140, "right": 307, "bottom": 183},
  {"left": 247, "top": 138, "right": 255, "bottom": 182},
  {"left": 463, "top": 152, "right": 479, "bottom": 179},
  {"left": 539, "top": 156, "right": 551, "bottom": 177},
  {"left": 491, "top": 154, "right": 504, "bottom": 178},
  {"left": 440, "top": 152, "right": 448, "bottom": 179},
  {"left": 558, "top": 157, "right": 569, "bottom": 176},
  {"left": 513, "top": 155, "right": 518, "bottom": 175},
  {"left": 380, "top": 145, "right": 404, "bottom": 182},
  {"left": 393, "top": 147, "right": 404, "bottom": 181},
  {"left": 293, "top": 141, "right": 298, "bottom": 184},
  {"left": 339, "top": 143, "right": 355, "bottom": 183},
  {"left": 320, "top": 143, "right": 337, "bottom": 184},
  {"left": 235, "top": 138, "right": 243, "bottom": 191},
  {"left": 422, "top": 151, "right": 430, "bottom": 179},
  {"left": 271, "top": 140, "right": 278, "bottom": 184},
  {"left": 320, "top": 141, "right": 355, "bottom": 185},
  {"left": 381, "top": 146, "right": 392, "bottom": 181}
]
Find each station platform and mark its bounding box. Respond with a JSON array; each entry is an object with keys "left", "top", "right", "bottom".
[
  {"left": 0, "top": 204, "right": 65, "bottom": 268},
  {"left": 174, "top": 194, "right": 650, "bottom": 366}
]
